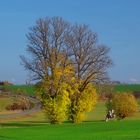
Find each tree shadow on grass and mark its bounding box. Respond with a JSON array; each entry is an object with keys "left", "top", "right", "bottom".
[
  {"left": 0, "top": 135, "right": 13, "bottom": 140},
  {"left": 0, "top": 120, "right": 106, "bottom": 128},
  {"left": 0, "top": 121, "right": 49, "bottom": 128},
  {"left": 83, "top": 120, "right": 105, "bottom": 123}
]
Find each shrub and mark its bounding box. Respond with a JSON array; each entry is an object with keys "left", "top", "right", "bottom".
[
  {"left": 6, "top": 96, "right": 33, "bottom": 111},
  {"left": 6, "top": 103, "right": 22, "bottom": 111},
  {"left": 112, "top": 93, "right": 138, "bottom": 119}
]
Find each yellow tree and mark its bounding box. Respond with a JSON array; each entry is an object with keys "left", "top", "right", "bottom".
[
  {"left": 68, "top": 81, "right": 97, "bottom": 123},
  {"left": 112, "top": 93, "right": 138, "bottom": 119},
  {"left": 21, "top": 17, "right": 112, "bottom": 124},
  {"left": 65, "top": 24, "right": 112, "bottom": 123},
  {"left": 21, "top": 17, "right": 74, "bottom": 124},
  {"left": 36, "top": 49, "right": 74, "bottom": 124}
]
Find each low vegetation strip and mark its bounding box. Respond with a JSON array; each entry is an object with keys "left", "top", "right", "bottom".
[
  {"left": 0, "top": 85, "right": 35, "bottom": 95},
  {"left": 114, "top": 84, "right": 140, "bottom": 92},
  {"left": 1, "top": 84, "right": 140, "bottom": 96}
]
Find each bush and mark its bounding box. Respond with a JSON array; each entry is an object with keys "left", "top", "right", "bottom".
[
  {"left": 6, "top": 103, "right": 24, "bottom": 111},
  {"left": 18, "top": 96, "right": 33, "bottom": 110},
  {"left": 6, "top": 96, "right": 33, "bottom": 111},
  {"left": 112, "top": 93, "right": 138, "bottom": 119}
]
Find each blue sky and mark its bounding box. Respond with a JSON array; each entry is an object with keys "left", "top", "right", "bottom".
[{"left": 0, "top": 0, "right": 140, "bottom": 84}]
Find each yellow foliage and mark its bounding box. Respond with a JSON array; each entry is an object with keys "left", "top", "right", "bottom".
[
  {"left": 112, "top": 93, "right": 138, "bottom": 119},
  {"left": 69, "top": 83, "right": 97, "bottom": 123},
  {"left": 36, "top": 61, "right": 74, "bottom": 124},
  {"left": 36, "top": 57, "right": 97, "bottom": 124},
  {"left": 43, "top": 84, "right": 70, "bottom": 124}
]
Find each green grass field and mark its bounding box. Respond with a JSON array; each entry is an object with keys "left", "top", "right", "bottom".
[
  {"left": 1, "top": 84, "right": 140, "bottom": 96},
  {"left": 1, "top": 84, "right": 140, "bottom": 140},
  {"left": 0, "top": 85, "right": 35, "bottom": 95},
  {"left": 0, "top": 120, "right": 140, "bottom": 140},
  {"left": 0, "top": 100, "right": 140, "bottom": 140},
  {"left": 114, "top": 84, "right": 140, "bottom": 92}
]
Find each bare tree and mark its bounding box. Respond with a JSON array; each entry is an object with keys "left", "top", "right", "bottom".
[
  {"left": 21, "top": 17, "right": 71, "bottom": 81},
  {"left": 65, "top": 24, "right": 112, "bottom": 91},
  {"left": 21, "top": 17, "right": 112, "bottom": 89}
]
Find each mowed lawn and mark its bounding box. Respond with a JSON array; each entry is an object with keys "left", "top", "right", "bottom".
[{"left": 0, "top": 120, "right": 140, "bottom": 140}]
